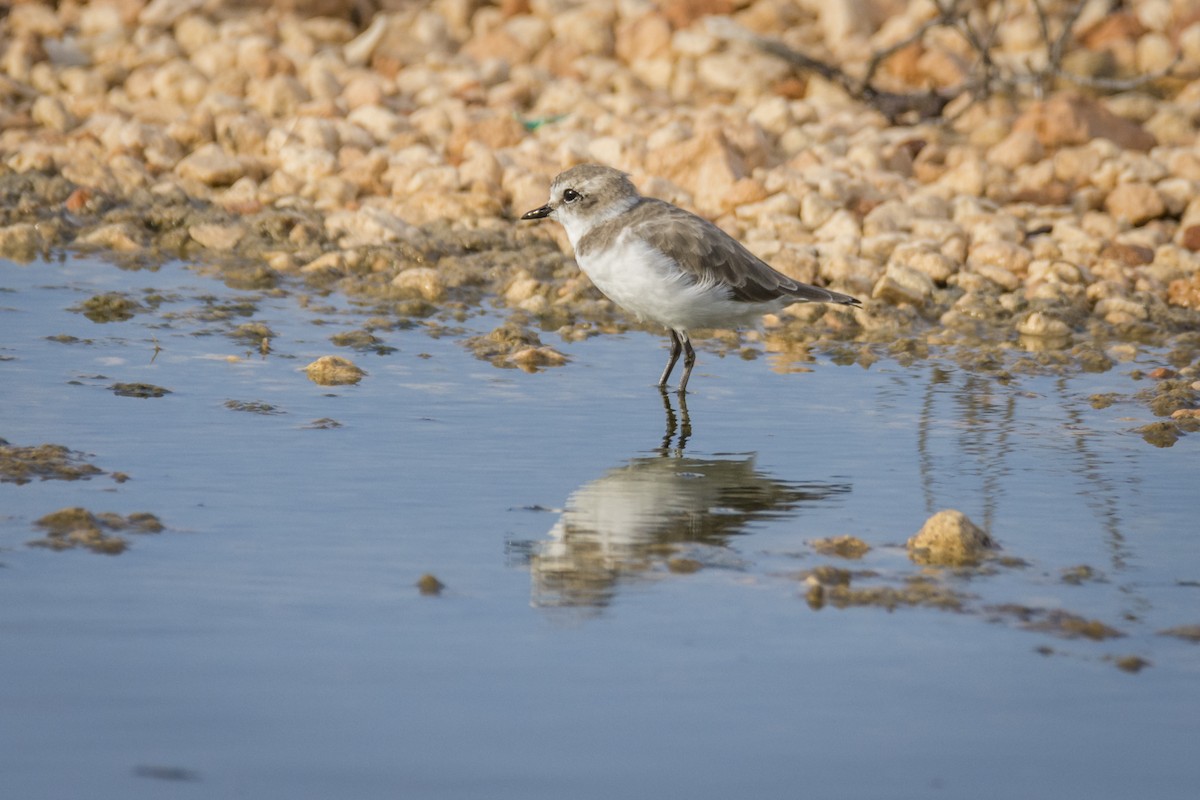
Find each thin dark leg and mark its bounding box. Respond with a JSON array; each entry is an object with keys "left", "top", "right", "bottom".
[
  {"left": 677, "top": 333, "right": 696, "bottom": 394},
  {"left": 658, "top": 329, "right": 682, "bottom": 388}
]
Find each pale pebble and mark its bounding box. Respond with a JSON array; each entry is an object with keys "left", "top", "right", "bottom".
[
  {"left": 873, "top": 262, "right": 934, "bottom": 307},
  {"left": 189, "top": 223, "right": 246, "bottom": 251},
  {"left": 907, "top": 510, "right": 994, "bottom": 566},
  {"left": 392, "top": 267, "right": 445, "bottom": 301},
  {"left": 175, "top": 144, "right": 244, "bottom": 186}
]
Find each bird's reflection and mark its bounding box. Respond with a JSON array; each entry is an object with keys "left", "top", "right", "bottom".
[
  {"left": 531, "top": 391, "right": 851, "bottom": 611},
  {"left": 658, "top": 387, "right": 691, "bottom": 453}
]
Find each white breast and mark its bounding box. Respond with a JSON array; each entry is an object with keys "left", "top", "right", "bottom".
[{"left": 576, "top": 232, "right": 779, "bottom": 331}]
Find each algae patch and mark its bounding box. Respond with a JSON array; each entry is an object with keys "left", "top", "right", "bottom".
[
  {"left": 1158, "top": 624, "right": 1200, "bottom": 643},
  {"left": 110, "top": 382, "right": 171, "bottom": 398},
  {"left": 46, "top": 333, "right": 93, "bottom": 345},
  {"left": 29, "top": 507, "right": 165, "bottom": 555},
  {"left": 229, "top": 322, "right": 275, "bottom": 346},
  {"left": 0, "top": 439, "right": 104, "bottom": 484},
  {"left": 1136, "top": 421, "right": 1180, "bottom": 448},
  {"left": 810, "top": 535, "right": 871, "bottom": 559},
  {"left": 1060, "top": 564, "right": 1104, "bottom": 585},
  {"left": 330, "top": 329, "right": 397, "bottom": 355},
  {"left": 464, "top": 322, "right": 568, "bottom": 372},
  {"left": 73, "top": 292, "right": 145, "bottom": 322},
  {"left": 1111, "top": 655, "right": 1152, "bottom": 673},
  {"left": 667, "top": 557, "right": 704, "bottom": 574},
  {"left": 225, "top": 399, "right": 284, "bottom": 415},
  {"left": 988, "top": 605, "right": 1125, "bottom": 641},
  {"left": 804, "top": 570, "right": 970, "bottom": 612}
]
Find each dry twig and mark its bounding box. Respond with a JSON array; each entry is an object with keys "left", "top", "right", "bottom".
[{"left": 709, "top": 0, "right": 1188, "bottom": 123}]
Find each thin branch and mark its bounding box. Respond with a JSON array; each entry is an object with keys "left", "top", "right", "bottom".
[
  {"left": 1058, "top": 53, "right": 1187, "bottom": 91},
  {"left": 708, "top": 0, "right": 1188, "bottom": 125},
  {"left": 704, "top": 17, "right": 850, "bottom": 90},
  {"left": 1049, "top": 0, "right": 1087, "bottom": 68},
  {"left": 1031, "top": 0, "right": 1089, "bottom": 97},
  {"left": 706, "top": 16, "right": 958, "bottom": 124},
  {"left": 861, "top": 3, "right": 958, "bottom": 89}
]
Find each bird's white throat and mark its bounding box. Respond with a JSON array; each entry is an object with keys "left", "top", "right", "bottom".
[{"left": 556, "top": 194, "right": 640, "bottom": 249}]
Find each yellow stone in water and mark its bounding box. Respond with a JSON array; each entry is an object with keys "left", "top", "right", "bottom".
[
  {"left": 907, "top": 509, "right": 995, "bottom": 566},
  {"left": 304, "top": 355, "right": 366, "bottom": 386},
  {"left": 416, "top": 574, "right": 445, "bottom": 595}
]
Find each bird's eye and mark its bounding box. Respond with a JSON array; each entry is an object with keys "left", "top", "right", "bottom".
[{"left": 562, "top": 188, "right": 581, "bottom": 203}]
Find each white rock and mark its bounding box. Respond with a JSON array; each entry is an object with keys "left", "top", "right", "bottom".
[
  {"left": 968, "top": 240, "right": 1033, "bottom": 274},
  {"left": 189, "top": 223, "right": 246, "bottom": 251},
  {"left": 907, "top": 509, "right": 994, "bottom": 565},
  {"left": 326, "top": 206, "right": 426, "bottom": 247},
  {"left": 347, "top": 105, "right": 405, "bottom": 144},
  {"left": 873, "top": 262, "right": 934, "bottom": 306},
  {"left": 344, "top": 13, "right": 389, "bottom": 67},
  {"left": 176, "top": 144, "right": 244, "bottom": 186},
  {"left": 79, "top": 223, "right": 143, "bottom": 252},
  {"left": 276, "top": 144, "right": 337, "bottom": 182},
  {"left": 392, "top": 267, "right": 444, "bottom": 301},
  {"left": 0, "top": 223, "right": 43, "bottom": 258},
  {"left": 32, "top": 95, "right": 77, "bottom": 132},
  {"left": 1016, "top": 311, "right": 1071, "bottom": 338},
  {"left": 139, "top": 0, "right": 203, "bottom": 28},
  {"left": 862, "top": 199, "right": 914, "bottom": 235},
  {"left": 891, "top": 242, "right": 958, "bottom": 283}
]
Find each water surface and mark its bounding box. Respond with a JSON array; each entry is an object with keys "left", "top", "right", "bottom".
[{"left": 1, "top": 255, "right": 1197, "bottom": 799}]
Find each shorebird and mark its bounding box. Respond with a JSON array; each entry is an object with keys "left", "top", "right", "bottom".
[{"left": 522, "top": 164, "right": 861, "bottom": 392}]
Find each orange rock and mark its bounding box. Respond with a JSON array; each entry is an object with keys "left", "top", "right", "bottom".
[
  {"left": 446, "top": 112, "right": 526, "bottom": 164},
  {"left": 771, "top": 76, "right": 808, "bottom": 100},
  {"left": 643, "top": 128, "right": 747, "bottom": 217},
  {"left": 1013, "top": 93, "right": 1156, "bottom": 151},
  {"left": 1078, "top": 12, "right": 1145, "bottom": 52},
  {"left": 661, "top": 0, "right": 736, "bottom": 29},
  {"left": 463, "top": 28, "right": 538, "bottom": 66},
  {"left": 64, "top": 187, "right": 93, "bottom": 214},
  {"left": 1167, "top": 274, "right": 1200, "bottom": 309},
  {"left": 881, "top": 42, "right": 925, "bottom": 87},
  {"left": 917, "top": 47, "right": 968, "bottom": 88},
  {"left": 533, "top": 40, "right": 588, "bottom": 80},
  {"left": 724, "top": 177, "right": 769, "bottom": 209},
  {"left": 615, "top": 12, "right": 672, "bottom": 64},
  {"left": 1105, "top": 183, "right": 1165, "bottom": 226},
  {"left": 499, "top": 0, "right": 529, "bottom": 15}
]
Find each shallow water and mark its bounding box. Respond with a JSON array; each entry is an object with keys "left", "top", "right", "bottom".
[{"left": 1, "top": 254, "right": 1197, "bottom": 799}]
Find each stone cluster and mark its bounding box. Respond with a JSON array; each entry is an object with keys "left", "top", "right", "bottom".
[{"left": 0, "top": 0, "right": 1198, "bottom": 377}]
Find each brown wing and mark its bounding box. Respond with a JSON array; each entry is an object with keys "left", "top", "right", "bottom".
[{"left": 622, "top": 199, "right": 861, "bottom": 306}]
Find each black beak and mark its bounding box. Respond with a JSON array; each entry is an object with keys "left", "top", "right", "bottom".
[{"left": 521, "top": 204, "right": 552, "bottom": 220}]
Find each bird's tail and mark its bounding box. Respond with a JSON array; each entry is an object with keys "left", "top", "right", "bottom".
[{"left": 788, "top": 284, "right": 862, "bottom": 307}]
